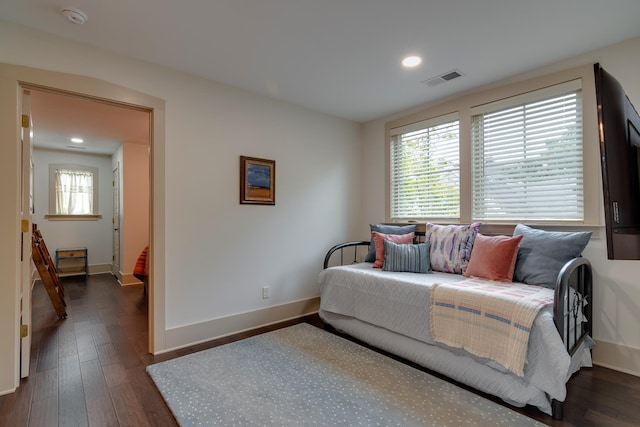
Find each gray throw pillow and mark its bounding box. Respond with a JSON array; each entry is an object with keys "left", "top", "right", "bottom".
[
  {"left": 382, "top": 240, "right": 431, "bottom": 274},
  {"left": 512, "top": 224, "right": 591, "bottom": 288},
  {"left": 365, "top": 224, "right": 417, "bottom": 262}
]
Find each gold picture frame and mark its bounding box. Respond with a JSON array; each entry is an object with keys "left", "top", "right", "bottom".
[{"left": 240, "top": 156, "right": 276, "bottom": 205}]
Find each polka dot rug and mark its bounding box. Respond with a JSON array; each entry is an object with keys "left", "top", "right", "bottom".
[{"left": 147, "top": 323, "right": 545, "bottom": 426}]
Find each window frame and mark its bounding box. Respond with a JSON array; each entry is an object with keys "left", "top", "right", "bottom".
[
  {"left": 389, "top": 112, "right": 461, "bottom": 221},
  {"left": 46, "top": 163, "right": 102, "bottom": 221},
  {"left": 384, "top": 64, "right": 601, "bottom": 233},
  {"left": 470, "top": 79, "right": 584, "bottom": 222}
]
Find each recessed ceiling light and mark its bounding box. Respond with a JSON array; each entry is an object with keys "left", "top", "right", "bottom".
[
  {"left": 402, "top": 56, "right": 422, "bottom": 68},
  {"left": 71, "top": 138, "right": 84, "bottom": 143}
]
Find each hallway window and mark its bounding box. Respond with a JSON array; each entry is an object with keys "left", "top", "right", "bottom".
[{"left": 48, "top": 164, "right": 100, "bottom": 217}]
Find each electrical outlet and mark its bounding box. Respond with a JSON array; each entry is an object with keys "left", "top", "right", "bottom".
[{"left": 262, "top": 286, "right": 270, "bottom": 299}]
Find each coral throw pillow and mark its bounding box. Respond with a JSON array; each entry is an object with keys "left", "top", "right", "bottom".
[
  {"left": 463, "top": 233, "right": 523, "bottom": 282},
  {"left": 371, "top": 231, "right": 415, "bottom": 268}
]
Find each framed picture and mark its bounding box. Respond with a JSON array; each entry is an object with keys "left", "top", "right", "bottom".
[{"left": 240, "top": 156, "right": 276, "bottom": 205}]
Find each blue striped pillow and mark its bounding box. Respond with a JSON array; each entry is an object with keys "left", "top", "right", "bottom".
[
  {"left": 365, "top": 224, "right": 417, "bottom": 262},
  {"left": 382, "top": 240, "right": 431, "bottom": 273}
]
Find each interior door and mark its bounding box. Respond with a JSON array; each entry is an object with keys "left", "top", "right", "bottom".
[
  {"left": 20, "top": 89, "right": 33, "bottom": 378},
  {"left": 112, "top": 164, "right": 120, "bottom": 276}
]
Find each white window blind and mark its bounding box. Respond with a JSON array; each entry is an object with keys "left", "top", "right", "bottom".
[
  {"left": 471, "top": 80, "right": 583, "bottom": 221},
  {"left": 390, "top": 114, "right": 460, "bottom": 219}
]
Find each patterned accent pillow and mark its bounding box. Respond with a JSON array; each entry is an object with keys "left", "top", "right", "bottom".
[
  {"left": 424, "top": 222, "right": 482, "bottom": 274},
  {"left": 382, "top": 240, "right": 431, "bottom": 274},
  {"left": 371, "top": 231, "right": 415, "bottom": 268},
  {"left": 463, "top": 234, "right": 522, "bottom": 282},
  {"left": 365, "top": 224, "right": 417, "bottom": 262}
]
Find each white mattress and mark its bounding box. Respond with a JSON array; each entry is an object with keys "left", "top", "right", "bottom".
[{"left": 318, "top": 263, "right": 594, "bottom": 415}]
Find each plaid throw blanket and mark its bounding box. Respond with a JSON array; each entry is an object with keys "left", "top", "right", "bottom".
[{"left": 430, "top": 279, "right": 554, "bottom": 376}]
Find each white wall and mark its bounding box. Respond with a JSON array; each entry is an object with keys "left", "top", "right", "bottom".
[
  {"left": 0, "top": 18, "right": 362, "bottom": 392},
  {"left": 122, "top": 143, "right": 149, "bottom": 277},
  {"left": 113, "top": 142, "right": 151, "bottom": 285},
  {"left": 361, "top": 36, "right": 640, "bottom": 376},
  {"left": 32, "top": 148, "right": 114, "bottom": 271}
]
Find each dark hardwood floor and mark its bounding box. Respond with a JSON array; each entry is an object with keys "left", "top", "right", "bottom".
[{"left": 1, "top": 273, "right": 638, "bottom": 426}]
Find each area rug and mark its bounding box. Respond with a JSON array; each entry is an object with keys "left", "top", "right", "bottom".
[{"left": 147, "top": 323, "right": 544, "bottom": 426}]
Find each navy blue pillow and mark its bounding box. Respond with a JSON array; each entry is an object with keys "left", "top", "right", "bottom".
[{"left": 365, "top": 224, "right": 417, "bottom": 262}]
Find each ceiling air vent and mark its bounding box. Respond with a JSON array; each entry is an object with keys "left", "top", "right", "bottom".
[
  {"left": 66, "top": 145, "right": 87, "bottom": 150},
  {"left": 422, "top": 69, "right": 464, "bottom": 87}
]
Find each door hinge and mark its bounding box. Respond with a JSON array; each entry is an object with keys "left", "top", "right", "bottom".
[
  {"left": 20, "top": 324, "right": 28, "bottom": 338},
  {"left": 21, "top": 219, "right": 29, "bottom": 233},
  {"left": 21, "top": 114, "right": 30, "bottom": 128}
]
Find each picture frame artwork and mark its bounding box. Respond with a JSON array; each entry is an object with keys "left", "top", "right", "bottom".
[{"left": 240, "top": 156, "right": 276, "bottom": 205}]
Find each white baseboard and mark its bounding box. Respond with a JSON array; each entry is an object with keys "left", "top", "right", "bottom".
[
  {"left": 0, "top": 387, "right": 16, "bottom": 396},
  {"left": 593, "top": 338, "right": 640, "bottom": 377},
  {"left": 32, "top": 264, "right": 112, "bottom": 280},
  {"left": 162, "top": 297, "right": 321, "bottom": 352},
  {"left": 119, "top": 273, "right": 142, "bottom": 286},
  {"left": 88, "top": 264, "right": 112, "bottom": 275}
]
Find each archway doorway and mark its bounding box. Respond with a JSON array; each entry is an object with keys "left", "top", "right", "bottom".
[{"left": 0, "top": 63, "right": 167, "bottom": 391}]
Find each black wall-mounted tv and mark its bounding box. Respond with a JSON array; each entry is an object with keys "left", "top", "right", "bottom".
[{"left": 594, "top": 63, "right": 640, "bottom": 260}]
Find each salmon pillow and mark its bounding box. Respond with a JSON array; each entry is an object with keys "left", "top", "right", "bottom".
[
  {"left": 463, "top": 233, "right": 523, "bottom": 282},
  {"left": 371, "top": 231, "right": 415, "bottom": 268}
]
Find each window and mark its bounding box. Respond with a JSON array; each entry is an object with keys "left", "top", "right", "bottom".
[
  {"left": 48, "top": 164, "right": 100, "bottom": 218},
  {"left": 55, "top": 169, "right": 93, "bottom": 214},
  {"left": 390, "top": 113, "right": 460, "bottom": 219},
  {"left": 386, "top": 66, "right": 598, "bottom": 229},
  {"left": 471, "top": 80, "right": 583, "bottom": 222}
]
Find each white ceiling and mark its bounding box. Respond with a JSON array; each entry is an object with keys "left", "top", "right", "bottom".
[
  {"left": 3, "top": 0, "right": 640, "bottom": 153},
  {"left": 28, "top": 90, "right": 150, "bottom": 155}
]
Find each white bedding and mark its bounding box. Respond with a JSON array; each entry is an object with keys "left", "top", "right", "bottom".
[{"left": 318, "top": 263, "right": 594, "bottom": 415}]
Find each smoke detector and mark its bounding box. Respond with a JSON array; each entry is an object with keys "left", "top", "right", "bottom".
[
  {"left": 422, "top": 69, "right": 465, "bottom": 87},
  {"left": 61, "top": 7, "right": 88, "bottom": 25}
]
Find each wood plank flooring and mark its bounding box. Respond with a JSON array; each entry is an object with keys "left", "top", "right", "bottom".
[{"left": 0, "top": 273, "right": 638, "bottom": 426}]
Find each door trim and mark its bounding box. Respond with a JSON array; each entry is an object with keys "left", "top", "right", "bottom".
[
  {"left": 0, "top": 63, "right": 167, "bottom": 392},
  {"left": 19, "top": 88, "right": 33, "bottom": 378},
  {"left": 112, "top": 163, "right": 121, "bottom": 278}
]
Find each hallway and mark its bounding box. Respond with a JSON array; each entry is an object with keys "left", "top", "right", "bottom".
[{"left": 0, "top": 274, "right": 173, "bottom": 426}]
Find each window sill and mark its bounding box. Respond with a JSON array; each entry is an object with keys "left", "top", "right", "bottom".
[
  {"left": 44, "top": 214, "right": 102, "bottom": 221},
  {"left": 386, "top": 221, "right": 603, "bottom": 239}
]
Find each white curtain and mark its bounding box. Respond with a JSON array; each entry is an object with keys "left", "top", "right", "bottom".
[{"left": 55, "top": 169, "right": 93, "bottom": 215}]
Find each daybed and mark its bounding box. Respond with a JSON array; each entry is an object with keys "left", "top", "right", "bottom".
[{"left": 318, "top": 223, "right": 594, "bottom": 420}]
